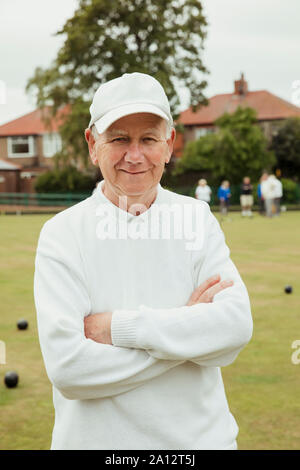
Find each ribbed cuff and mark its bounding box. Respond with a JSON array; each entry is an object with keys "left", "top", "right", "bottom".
[{"left": 111, "top": 309, "right": 140, "bottom": 348}]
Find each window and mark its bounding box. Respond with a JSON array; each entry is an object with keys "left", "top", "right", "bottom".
[
  {"left": 21, "top": 172, "right": 33, "bottom": 179},
  {"left": 7, "top": 136, "right": 35, "bottom": 157},
  {"left": 195, "top": 128, "right": 214, "bottom": 139},
  {"left": 43, "top": 133, "right": 62, "bottom": 157}
]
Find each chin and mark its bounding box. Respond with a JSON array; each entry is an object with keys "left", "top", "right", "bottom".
[
  {"left": 120, "top": 184, "right": 151, "bottom": 196},
  {"left": 117, "top": 175, "right": 154, "bottom": 195}
]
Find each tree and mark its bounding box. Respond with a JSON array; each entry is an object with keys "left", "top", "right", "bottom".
[
  {"left": 174, "top": 106, "right": 275, "bottom": 185},
  {"left": 27, "top": 0, "right": 208, "bottom": 167},
  {"left": 270, "top": 117, "right": 300, "bottom": 180}
]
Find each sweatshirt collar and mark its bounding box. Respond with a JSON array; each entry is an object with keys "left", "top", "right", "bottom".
[{"left": 92, "top": 179, "right": 165, "bottom": 223}]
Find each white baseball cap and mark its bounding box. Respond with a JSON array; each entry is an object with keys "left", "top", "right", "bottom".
[{"left": 88, "top": 72, "right": 173, "bottom": 134}]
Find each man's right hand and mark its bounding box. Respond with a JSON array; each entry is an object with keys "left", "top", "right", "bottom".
[{"left": 186, "top": 275, "right": 234, "bottom": 306}]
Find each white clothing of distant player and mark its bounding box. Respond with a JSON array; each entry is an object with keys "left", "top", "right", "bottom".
[{"left": 195, "top": 182, "right": 212, "bottom": 203}]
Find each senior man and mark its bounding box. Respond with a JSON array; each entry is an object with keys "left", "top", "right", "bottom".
[{"left": 34, "top": 72, "right": 253, "bottom": 450}]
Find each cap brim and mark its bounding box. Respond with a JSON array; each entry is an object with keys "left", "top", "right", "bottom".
[{"left": 91, "top": 103, "right": 171, "bottom": 134}]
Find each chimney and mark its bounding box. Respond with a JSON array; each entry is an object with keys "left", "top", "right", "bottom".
[{"left": 234, "top": 73, "right": 248, "bottom": 95}]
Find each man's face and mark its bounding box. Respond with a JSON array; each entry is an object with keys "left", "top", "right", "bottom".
[{"left": 86, "top": 113, "right": 175, "bottom": 198}]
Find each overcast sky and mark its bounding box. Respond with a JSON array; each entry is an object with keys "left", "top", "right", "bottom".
[{"left": 1, "top": 0, "right": 300, "bottom": 125}]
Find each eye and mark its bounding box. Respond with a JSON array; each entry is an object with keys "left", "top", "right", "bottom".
[{"left": 112, "top": 137, "right": 128, "bottom": 143}]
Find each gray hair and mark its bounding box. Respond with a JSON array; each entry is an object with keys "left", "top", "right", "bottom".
[
  {"left": 91, "top": 118, "right": 172, "bottom": 141},
  {"left": 91, "top": 125, "right": 100, "bottom": 141}
]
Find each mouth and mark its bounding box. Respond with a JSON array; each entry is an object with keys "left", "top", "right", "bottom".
[{"left": 119, "top": 169, "right": 148, "bottom": 175}]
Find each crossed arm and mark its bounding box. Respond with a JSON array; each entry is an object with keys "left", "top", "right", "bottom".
[
  {"left": 34, "top": 213, "right": 252, "bottom": 401},
  {"left": 84, "top": 275, "right": 234, "bottom": 345}
]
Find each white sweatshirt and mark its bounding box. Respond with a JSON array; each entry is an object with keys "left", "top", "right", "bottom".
[
  {"left": 195, "top": 184, "right": 212, "bottom": 203},
  {"left": 261, "top": 176, "right": 282, "bottom": 200},
  {"left": 34, "top": 180, "right": 253, "bottom": 450}
]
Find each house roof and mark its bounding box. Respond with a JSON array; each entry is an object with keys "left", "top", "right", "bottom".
[
  {"left": 0, "top": 105, "right": 70, "bottom": 137},
  {"left": 178, "top": 87, "right": 300, "bottom": 126},
  {"left": 0, "top": 159, "right": 21, "bottom": 170}
]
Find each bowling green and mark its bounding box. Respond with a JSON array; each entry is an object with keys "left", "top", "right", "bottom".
[{"left": 0, "top": 210, "right": 299, "bottom": 450}]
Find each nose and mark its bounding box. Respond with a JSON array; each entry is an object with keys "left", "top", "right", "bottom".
[{"left": 124, "top": 142, "right": 145, "bottom": 164}]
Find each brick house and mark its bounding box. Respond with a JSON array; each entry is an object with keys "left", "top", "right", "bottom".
[
  {"left": 2, "top": 75, "right": 300, "bottom": 192},
  {"left": 0, "top": 159, "right": 21, "bottom": 193},
  {"left": 174, "top": 74, "right": 300, "bottom": 158},
  {"left": 0, "top": 106, "right": 68, "bottom": 192}
]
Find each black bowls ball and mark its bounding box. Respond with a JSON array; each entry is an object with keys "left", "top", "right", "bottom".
[
  {"left": 17, "top": 319, "right": 28, "bottom": 330},
  {"left": 4, "top": 371, "right": 19, "bottom": 388}
]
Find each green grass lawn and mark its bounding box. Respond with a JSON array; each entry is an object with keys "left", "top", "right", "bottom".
[{"left": 0, "top": 210, "right": 299, "bottom": 450}]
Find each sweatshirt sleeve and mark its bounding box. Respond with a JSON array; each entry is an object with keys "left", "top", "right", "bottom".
[
  {"left": 34, "top": 219, "right": 185, "bottom": 401},
  {"left": 111, "top": 205, "right": 253, "bottom": 367}
]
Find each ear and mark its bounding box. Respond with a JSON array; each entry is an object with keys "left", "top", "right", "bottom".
[
  {"left": 85, "top": 128, "right": 98, "bottom": 166},
  {"left": 165, "top": 127, "right": 176, "bottom": 164}
]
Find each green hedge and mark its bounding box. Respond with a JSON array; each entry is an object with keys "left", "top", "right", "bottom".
[
  {"left": 281, "top": 178, "right": 300, "bottom": 203},
  {"left": 34, "top": 166, "right": 96, "bottom": 193}
]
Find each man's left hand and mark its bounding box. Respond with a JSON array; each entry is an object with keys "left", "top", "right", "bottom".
[{"left": 84, "top": 312, "right": 112, "bottom": 345}]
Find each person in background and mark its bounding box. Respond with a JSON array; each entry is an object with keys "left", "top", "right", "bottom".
[
  {"left": 195, "top": 178, "right": 212, "bottom": 204},
  {"left": 257, "top": 182, "right": 262, "bottom": 214},
  {"left": 261, "top": 174, "right": 277, "bottom": 218},
  {"left": 217, "top": 180, "right": 231, "bottom": 216},
  {"left": 240, "top": 176, "right": 253, "bottom": 217},
  {"left": 257, "top": 173, "right": 268, "bottom": 216},
  {"left": 273, "top": 176, "right": 283, "bottom": 216}
]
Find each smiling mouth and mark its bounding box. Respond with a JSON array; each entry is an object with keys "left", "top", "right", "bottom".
[{"left": 120, "top": 169, "right": 148, "bottom": 174}]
